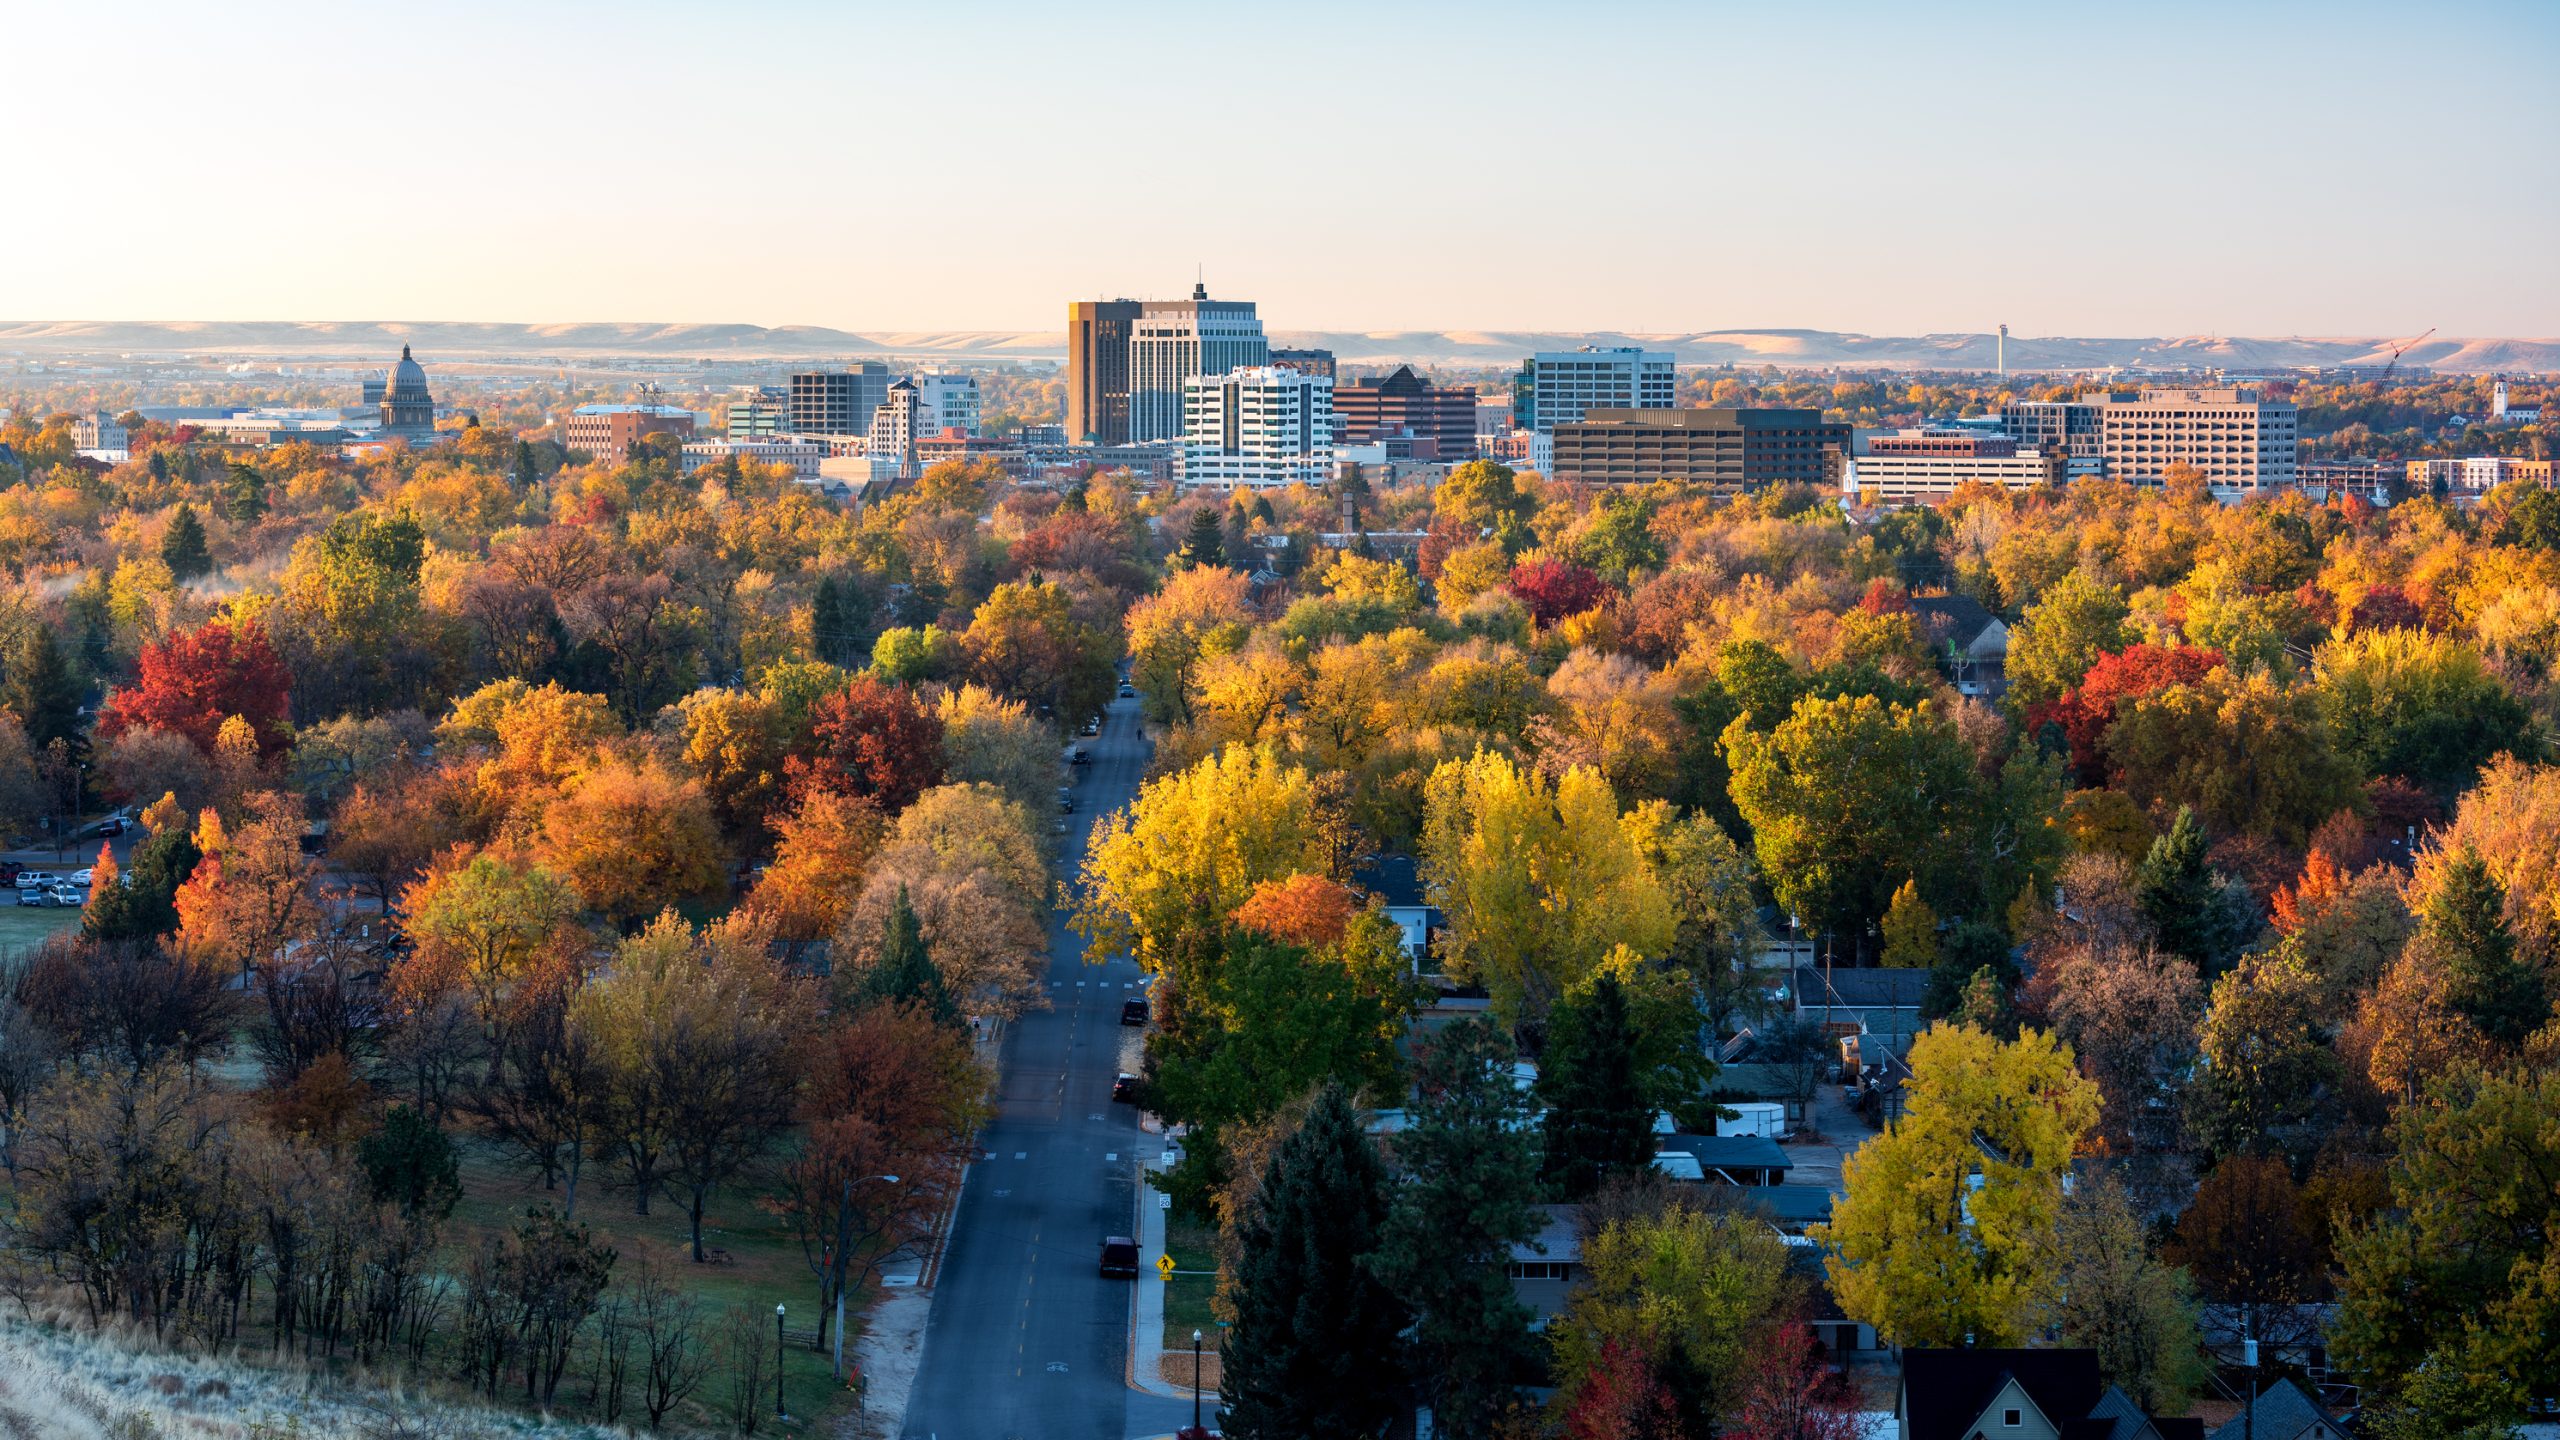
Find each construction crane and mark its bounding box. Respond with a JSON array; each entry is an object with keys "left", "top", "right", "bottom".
[{"left": 2380, "top": 326, "right": 2437, "bottom": 379}]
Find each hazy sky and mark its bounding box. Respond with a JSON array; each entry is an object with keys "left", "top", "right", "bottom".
[{"left": 9, "top": 0, "right": 2555, "bottom": 337}]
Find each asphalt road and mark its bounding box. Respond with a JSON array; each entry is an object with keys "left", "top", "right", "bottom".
[{"left": 902, "top": 691, "right": 1197, "bottom": 1440}]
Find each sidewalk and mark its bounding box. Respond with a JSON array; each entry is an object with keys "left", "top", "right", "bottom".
[{"left": 1128, "top": 1127, "right": 1212, "bottom": 1405}]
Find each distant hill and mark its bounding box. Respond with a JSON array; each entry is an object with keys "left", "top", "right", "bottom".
[{"left": 1, "top": 320, "right": 2551, "bottom": 373}]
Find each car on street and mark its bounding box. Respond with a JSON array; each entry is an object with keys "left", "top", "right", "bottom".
[
  {"left": 43, "top": 885, "right": 83, "bottom": 907},
  {"left": 1081, "top": 717, "right": 1101, "bottom": 736},
  {"left": 69, "top": 868, "right": 93, "bottom": 887},
  {"left": 1067, "top": 744, "right": 1089, "bottom": 765},
  {"left": 1098, "top": 1236, "right": 1140, "bottom": 1279},
  {"left": 1110, "top": 1072, "right": 1140, "bottom": 1104},
  {"left": 13, "top": 871, "right": 55, "bottom": 891},
  {"left": 1117, "top": 682, "right": 1135, "bottom": 698},
  {"left": 15, "top": 888, "right": 46, "bottom": 907},
  {"left": 1120, "top": 996, "right": 1148, "bottom": 1027}
]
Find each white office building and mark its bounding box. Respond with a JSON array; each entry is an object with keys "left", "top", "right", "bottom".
[
  {"left": 866, "top": 379, "right": 924, "bottom": 480},
  {"left": 1179, "top": 366, "right": 1333, "bottom": 488},
  {"left": 914, "top": 373, "right": 982, "bottom": 436},
  {"left": 1512, "top": 347, "right": 1676, "bottom": 433}
]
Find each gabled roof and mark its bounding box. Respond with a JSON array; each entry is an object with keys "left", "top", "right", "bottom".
[
  {"left": 1901, "top": 1348, "right": 2101, "bottom": 1440},
  {"left": 2205, "top": 1379, "right": 2334, "bottom": 1440},
  {"left": 1509, "top": 1203, "right": 1580, "bottom": 1264},
  {"left": 1655, "top": 1133, "right": 1792, "bottom": 1176},
  {"left": 1909, "top": 592, "right": 2002, "bottom": 648},
  {"left": 1353, "top": 852, "right": 1427, "bottom": 909},
  {"left": 1793, "top": 965, "right": 1930, "bottom": 1010}
]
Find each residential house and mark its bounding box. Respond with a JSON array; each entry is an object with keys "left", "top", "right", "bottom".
[
  {"left": 1899, "top": 1348, "right": 2197, "bottom": 1440},
  {"left": 1792, "top": 964, "right": 1929, "bottom": 1067},
  {"left": 1353, "top": 852, "right": 1441, "bottom": 970},
  {"left": 1909, "top": 593, "right": 2010, "bottom": 698},
  {"left": 2204, "top": 1381, "right": 2343, "bottom": 1440},
  {"left": 1505, "top": 1203, "right": 1582, "bottom": 1328},
  {"left": 1654, "top": 1133, "right": 1793, "bottom": 1186}
]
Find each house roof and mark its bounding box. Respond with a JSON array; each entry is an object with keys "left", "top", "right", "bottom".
[
  {"left": 2205, "top": 1380, "right": 2333, "bottom": 1440},
  {"left": 1909, "top": 593, "right": 2002, "bottom": 648},
  {"left": 1792, "top": 964, "right": 1930, "bottom": 1011},
  {"left": 2088, "top": 1385, "right": 2165, "bottom": 1440},
  {"left": 1354, "top": 852, "right": 1427, "bottom": 909},
  {"left": 1900, "top": 1349, "right": 2102, "bottom": 1440},
  {"left": 1510, "top": 1203, "right": 1580, "bottom": 1265},
  {"left": 1718, "top": 1185, "right": 1833, "bottom": 1225},
  {"left": 1656, "top": 1133, "right": 1792, "bottom": 1176}
]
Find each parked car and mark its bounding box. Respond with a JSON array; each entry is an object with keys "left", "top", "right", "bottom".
[
  {"left": 68, "top": 868, "right": 93, "bottom": 888},
  {"left": 1052, "top": 817, "right": 1071, "bottom": 836},
  {"left": 1121, "top": 996, "right": 1148, "bottom": 1027},
  {"left": 13, "top": 871, "right": 55, "bottom": 891},
  {"left": 1067, "top": 745, "right": 1089, "bottom": 765},
  {"left": 1098, "top": 1236, "right": 1140, "bottom": 1279},
  {"left": 15, "top": 887, "right": 47, "bottom": 907},
  {"left": 1081, "top": 717, "right": 1102, "bottom": 737},
  {"left": 1111, "top": 1072, "right": 1140, "bottom": 1104},
  {"left": 41, "top": 885, "right": 83, "bottom": 908}
]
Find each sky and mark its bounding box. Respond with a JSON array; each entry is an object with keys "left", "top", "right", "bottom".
[{"left": 6, "top": 0, "right": 2556, "bottom": 338}]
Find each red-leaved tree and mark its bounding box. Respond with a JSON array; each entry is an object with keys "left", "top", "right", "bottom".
[
  {"left": 1727, "top": 1325, "right": 1864, "bottom": 1440},
  {"left": 2343, "top": 584, "right": 2425, "bottom": 636},
  {"left": 2025, "top": 643, "right": 2223, "bottom": 784},
  {"left": 784, "top": 674, "right": 946, "bottom": 816},
  {"left": 1564, "top": 1339, "right": 1687, "bottom": 1440},
  {"left": 96, "top": 617, "right": 293, "bottom": 757},
  {"left": 1506, "top": 557, "right": 1610, "bottom": 627}
]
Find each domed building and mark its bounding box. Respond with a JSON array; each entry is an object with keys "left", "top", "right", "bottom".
[{"left": 378, "top": 345, "right": 436, "bottom": 441}]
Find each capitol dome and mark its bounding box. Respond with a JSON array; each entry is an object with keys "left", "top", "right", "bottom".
[
  {"left": 387, "top": 344, "right": 430, "bottom": 401},
  {"left": 379, "top": 344, "right": 436, "bottom": 438}
]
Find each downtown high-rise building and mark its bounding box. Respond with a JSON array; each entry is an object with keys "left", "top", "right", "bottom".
[
  {"left": 1511, "top": 347, "right": 1676, "bottom": 433},
  {"left": 1179, "top": 365, "right": 1333, "bottom": 488},
  {"left": 1069, "top": 284, "right": 1268, "bottom": 445},
  {"left": 789, "top": 364, "right": 897, "bottom": 436}
]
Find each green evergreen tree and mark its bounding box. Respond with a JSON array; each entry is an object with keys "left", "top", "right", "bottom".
[
  {"left": 1180, "top": 507, "right": 1226, "bottom": 570},
  {"left": 222, "top": 459, "right": 267, "bottom": 523},
  {"left": 813, "top": 571, "right": 873, "bottom": 668},
  {"left": 2421, "top": 847, "right": 2546, "bottom": 1049},
  {"left": 359, "top": 1105, "right": 463, "bottom": 1218},
  {"left": 1537, "top": 974, "right": 1655, "bottom": 1200},
  {"left": 83, "top": 825, "right": 200, "bottom": 943},
  {"left": 512, "top": 438, "right": 541, "bottom": 484},
  {"left": 861, "top": 885, "right": 957, "bottom": 1026},
  {"left": 2138, "top": 807, "right": 2241, "bottom": 971},
  {"left": 1219, "top": 1083, "right": 1408, "bottom": 1440},
  {"left": 1370, "top": 1015, "right": 1540, "bottom": 1438},
  {"left": 3, "top": 627, "right": 83, "bottom": 754},
  {"left": 147, "top": 449, "right": 170, "bottom": 482},
  {"left": 159, "top": 502, "right": 212, "bottom": 581}
]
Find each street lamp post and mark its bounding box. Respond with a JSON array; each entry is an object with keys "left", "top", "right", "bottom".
[
  {"left": 834, "top": 1174, "right": 899, "bottom": 1381},
  {"left": 1191, "top": 1329, "right": 1204, "bottom": 1432},
  {"left": 775, "top": 1304, "right": 787, "bottom": 1421}
]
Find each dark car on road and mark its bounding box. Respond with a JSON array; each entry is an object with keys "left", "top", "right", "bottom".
[
  {"left": 1120, "top": 996, "right": 1148, "bottom": 1027},
  {"left": 1111, "top": 1072, "right": 1140, "bottom": 1104},
  {"left": 1099, "top": 1236, "right": 1140, "bottom": 1279}
]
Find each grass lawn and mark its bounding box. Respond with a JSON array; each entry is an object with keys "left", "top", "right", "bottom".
[
  {"left": 0, "top": 903, "right": 79, "bottom": 959},
  {"left": 1160, "top": 1213, "right": 1221, "bottom": 1358},
  {"left": 441, "top": 1133, "right": 867, "bottom": 1433}
]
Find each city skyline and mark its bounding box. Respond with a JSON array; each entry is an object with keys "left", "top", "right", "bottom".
[{"left": 6, "top": 1, "right": 2554, "bottom": 337}]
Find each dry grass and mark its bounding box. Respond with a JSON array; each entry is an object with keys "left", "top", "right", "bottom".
[{"left": 0, "top": 1313, "right": 632, "bottom": 1440}]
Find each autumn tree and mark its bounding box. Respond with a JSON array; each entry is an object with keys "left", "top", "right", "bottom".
[
  {"left": 1816, "top": 1024, "right": 2100, "bottom": 1347},
  {"left": 2042, "top": 1174, "right": 2208, "bottom": 1416},
  {"left": 1125, "top": 563, "right": 1254, "bottom": 726},
  {"left": 1879, "top": 879, "right": 1939, "bottom": 968},
  {"left": 1421, "top": 752, "right": 1672, "bottom": 1021},
  {"left": 1727, "top": 1326, "right": 1863, "bottom": 1440},
  {"left": 2164, "top": 1156, "right": 2323, "bottom": 1347},
  {"left": 2003, "top": 569, "right": 2133, "bottom": 713},
  {"left": 2314, "top": 627, "right": 2536, "bottom": 791},
  {"left": 744, "top": 788, "right": 883, "bottom": 967},
  {"left": 959, "top": 578, "right": 1118, "bottom": 727},
  {"left": 2107, "top": 666, "right": 2362, "bottom": 845},
  {"left": 397, "top": 853, "right": 585, "bottom": 1062},
  {"left": 1506, "top": 555, "right": 1609, "bottom": 627},
  {"left": 97, "top": 617, "right": 293, "bottom": 758},
  {"left": 2188, "top": 950, "right": 2339, "bottom": 1159},
  {"left": 534, "top": 755, "right": 726, "bottom": 927},
  {"left": 1551, "top": 1205, "right": 1794, "bottom": 1433},
  {"left": 934, "top": 683, "right": 1060, "bottom": 815},
  {"left": 784, "top": 673, "right": 945, "bottom": 815}
]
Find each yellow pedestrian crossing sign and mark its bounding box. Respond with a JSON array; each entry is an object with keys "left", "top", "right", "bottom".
[{"left": 1156, "top": 1253, "right": 1176, "bottom": 1279}]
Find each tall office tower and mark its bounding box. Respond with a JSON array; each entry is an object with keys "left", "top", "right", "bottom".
[
  {"left": 1067, "top": 300, "right": 1143, "bottom": 444},
  {"left": 2097, "top": 387, "right": 2298, "bottom": 492},
  {"left": 1129, "top": 284, "right": 1269, "bottom": 443},
  {"left": 790, "top": 363, "right": 896, "bottom": 435},
  {"left": 1512, "top": 346, "right": 1676, "bottom": 433},
  {"left": 914, "top": 374, "right": 982, "bottom": 436},
  {"left": 867, "top": 379, "right": 924, "bottom": 480},
  {"left": 1179, "top": 366, "right": 1333, "bottom": 489}
]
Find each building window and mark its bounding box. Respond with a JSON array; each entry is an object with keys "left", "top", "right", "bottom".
[{"left": 2003, "top": 1409, "right": 2022, "bottom": 1427}]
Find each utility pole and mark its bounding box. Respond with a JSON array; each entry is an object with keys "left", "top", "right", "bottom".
[{"left": 775, "top": 1304, "right": 788, "bottom": 1421}]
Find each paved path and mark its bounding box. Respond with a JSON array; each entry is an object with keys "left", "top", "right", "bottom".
[{"left": 900, "top": 692, "right": 1195, "bottom": 1440}]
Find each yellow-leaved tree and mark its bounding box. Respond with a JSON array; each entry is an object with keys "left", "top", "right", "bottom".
[
  {"left": 1072, "top": 745, "right": 1328, "bottom": 988},
  {"left": 1418, "top": 751, "right": 1672, "bottom": 1022},
  {"left": 1815, "top": 1023, "right": 2101, "bottom": 1347}
]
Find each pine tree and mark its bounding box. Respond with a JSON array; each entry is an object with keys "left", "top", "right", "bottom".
[
  {"left": 512, "top": 438, "right": 540, "bottom": 484},
  {"left": 1180, "top": 507, "right": 1226, "bottom": 570},
  {"left": 222, "top": 459, "right": 267, "bottom": 523},
  {"left": 2, "top": 627, "right": 83, "bottom": 753},
  {"left": 1219, "top": 1084, "right": 1408, "bottom": 1440},
  {"left": 147, "top": 449, "right": 170, "bottom": 482},
  {"left": 1371, "top": 1015, "right": 1540, "bottom": 1439},
  {"left": 812, "top": 571, "right": 872, "bottom": 668},
  {"left": 1538, "top": 974, "right": 1655, "bottom": 1201},
  {"left": 160, "top": 502, "right": 212, "bottom": 581},
  {"left": 2422, "top": 847, "right": 2546, "bottom": 1049},
  {"left": 84, "top": 823, "right": 199, "bottom": 942},
  {"left": 862, "top": 885, "right": 957, "bottom": 1026},
  {"left": 1880, "top": 878, "right": 1940, "bottom": 968},
  {"left": 2138, "top": 807, "right": 2226, "bottom": 970}
]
